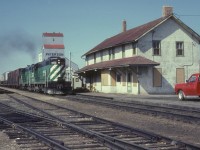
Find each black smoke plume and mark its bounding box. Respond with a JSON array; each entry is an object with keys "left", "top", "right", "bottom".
[{"left": 0, "top": 30, "right": 37, "bottom": 60}]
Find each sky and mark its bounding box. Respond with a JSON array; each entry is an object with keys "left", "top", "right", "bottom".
[{"left": 0, "top": 0, "right": 200, "bottom": 74}]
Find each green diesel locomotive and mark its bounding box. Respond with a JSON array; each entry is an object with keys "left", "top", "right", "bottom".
[{"left": 17, "top": 57, "right": 71, "bottom": 94}]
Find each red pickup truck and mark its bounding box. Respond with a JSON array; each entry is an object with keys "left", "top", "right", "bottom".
[{"left": 175, "top": 73, "right": 200, "bottom": 100}]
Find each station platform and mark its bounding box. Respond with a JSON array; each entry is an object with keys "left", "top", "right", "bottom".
[
  {"left": 1, "top": 86, "right": 200, "bottom": 109},
  {"left": 77, "top": 92, "right": 200, "bottom": 109}
]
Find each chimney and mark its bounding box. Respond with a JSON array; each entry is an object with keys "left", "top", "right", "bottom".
[
  {"left": 122, "top": 20, "right": 127, "bottom": 32},
  {"left": 162, "top": 6, "right": 173, "bottom": 17}
]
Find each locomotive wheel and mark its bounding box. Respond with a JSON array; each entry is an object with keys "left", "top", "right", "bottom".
[{"left": 178, "top": 90, "right": 185, "bottom": 100}]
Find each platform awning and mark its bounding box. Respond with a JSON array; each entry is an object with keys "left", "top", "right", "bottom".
[{"left": 76, "top": 56, "right": 159, "bottom": 74}]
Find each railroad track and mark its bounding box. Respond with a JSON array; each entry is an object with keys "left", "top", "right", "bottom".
[
  {"left": 0, "top": 103, "right": 67, "bottom": 149},
  {"left": 65, "top": 94, "right": 200, "bottom": 124},
  {"left": 0, "top": 102, "right": 124, "bottom": 150},
  {"left": 5, "top": 93, "right": 200, "bottom": 150},
  {"left": 0, "top": 88, "right": 14, "bottom": 94}
]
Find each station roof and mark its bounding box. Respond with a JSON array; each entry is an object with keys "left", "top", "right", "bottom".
[
  {"left": 83, "top": 15, "right": 200, "bottom": 57},
  {"left": 76, "top": 56, "right": 159, "bottom": 74}
]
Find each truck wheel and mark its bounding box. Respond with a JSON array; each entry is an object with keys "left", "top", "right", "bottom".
[{"left": 178, "top": 90, "right": 185, "bottom": 100}]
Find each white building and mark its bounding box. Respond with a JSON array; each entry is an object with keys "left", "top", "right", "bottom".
[
  {"left": 38, "top": 32, "right": 65, "bottom": 62},
  {"left": 76, "top": 7, "right": 200, "bottom": 95},
  {"left": 0, "top": 71, "right": 9, "bottom": 83}
]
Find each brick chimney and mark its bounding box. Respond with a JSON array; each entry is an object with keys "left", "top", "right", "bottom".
[
  {"left": 122, "top": 19, "right": 126, "bottom": 32},
  {"left": 162, "top": 6, "right": 173, "bottom": 17}
]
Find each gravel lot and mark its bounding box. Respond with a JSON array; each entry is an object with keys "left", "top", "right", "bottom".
[{"left": 1, "top": 87, "right": 200, "bottom": 148}]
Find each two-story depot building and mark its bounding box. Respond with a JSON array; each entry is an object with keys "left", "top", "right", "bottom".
[{"left": 76, "top": 7, "right": 200, "bottom": 95}]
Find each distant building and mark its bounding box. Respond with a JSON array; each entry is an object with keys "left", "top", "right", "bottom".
[
  {"left": 0, "top": 74, "right": 3, "bottom": 82},
  {"left": 38, "top": 32, "right": 65, "bottom": 62},
  {"left": 0, "top": 71, "right": 9, "bottom": 83},
  {"left": 76, "top": 6, "right": 200, "bottom": 94}
]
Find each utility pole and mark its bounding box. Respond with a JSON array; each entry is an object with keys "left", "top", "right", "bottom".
[{"left": 69, "top": 51, "right": 71, "bottom": 82}]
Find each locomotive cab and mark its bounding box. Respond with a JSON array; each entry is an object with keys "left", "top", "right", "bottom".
[
  {"left": 42, "top": 57, "right": 71, "bottom": 95},
  {"left": 50, "top": 57, "right": 65, "bottom": 65}
]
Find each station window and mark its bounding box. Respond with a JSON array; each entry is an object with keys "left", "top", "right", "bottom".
[
  {"left": 122, "top": 45, "right": 125, "bottom": 58},
  {"left": 101, "top": 51, "right": 103, "bottom": 61},
  {"left": 132, "top": 43, "right": 137, "bottom": 55},
  {"left": 116, "top": 74, "right": 121, "bottom": 82},
  {"left": 153, "top": 40, "right": 161, "bottom": 56},
  {"left": 86, "top": 56, "right": 89, "bottom": 66},
  {"left": 176, "top": 41, "right": 184, "bottom": 56},
  {"left": 94, "top": 53, "right": 96, "bottom": 64},
  {"left": 109, "top": 49, "right": 115, "bottom": 60},
  {"left": 127, "top": 73, "right": 132, "bottom": 82}
]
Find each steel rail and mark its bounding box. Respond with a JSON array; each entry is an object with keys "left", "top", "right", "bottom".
[
  {"left": 0, "top": 108, "right": 70, "bottom": 150},
  {"left": 75, "top": 93, "right": 200, "bottom": 114},
  {"left": 8, "top": 94, "right": 200, "bottom": 150},
  {"left": 66, "top": 94, "right": 200, "bottom": 123},
  {"left": 0, "top": 102, "right": 130, "bottom": 150},
  {"left": 8, "top": 94, "right": 148, "bottom": 150}
]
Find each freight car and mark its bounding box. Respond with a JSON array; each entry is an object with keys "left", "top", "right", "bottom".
[
  {"left": 4, "top": 57, "right": 71, "bottom": 95},
  {"left": 7, "top": 69, "right": 22, "bottom": 88}
]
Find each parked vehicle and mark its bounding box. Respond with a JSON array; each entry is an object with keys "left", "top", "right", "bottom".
[{"left": 175, "top": 73, "right": 200, "bottom": 100}]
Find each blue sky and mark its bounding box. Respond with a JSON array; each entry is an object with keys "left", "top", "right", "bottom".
[{"left": 0, "top": 0, "right": 200, "bottom": 74}]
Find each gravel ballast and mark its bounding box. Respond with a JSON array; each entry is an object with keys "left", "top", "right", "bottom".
[{"left": 0, "top": 87, "right": 200, "bottom": 148}]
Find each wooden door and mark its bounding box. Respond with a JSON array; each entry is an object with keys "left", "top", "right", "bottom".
[{"left": 176, "top": 68, "right": 185, "bottom": 83}]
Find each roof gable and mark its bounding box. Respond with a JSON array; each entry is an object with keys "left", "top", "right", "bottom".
[
  {"left": 83, "top": 15, "right": 200, "bottom": 57},
  {"left": 171, "top": 16, "right": 200, "bottom": 42}
]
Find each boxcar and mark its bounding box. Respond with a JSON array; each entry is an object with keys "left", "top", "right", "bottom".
[{"left": 7, "top": 69, "right": 22, "bottom": 88}]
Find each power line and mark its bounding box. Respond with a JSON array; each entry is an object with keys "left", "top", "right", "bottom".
[
  {"left": 179, "top": 15, "right": 200, "bottom": 16},
  {"left": 174, "top": 13, "right": 200, "bottom": 17}
]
